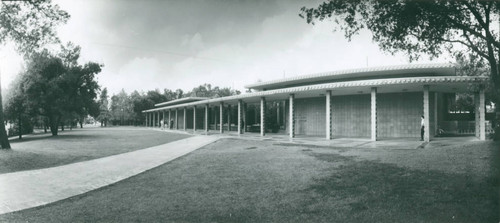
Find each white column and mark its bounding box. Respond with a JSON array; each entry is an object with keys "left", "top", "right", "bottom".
[
  {"left": 205, "top": 104, "right": 209, "bottom": 133},
  {"left": 326, "top": 90, "right": 332, "bottom": 140},
  {"left": 479, "top": 87, "right": 486, "bottom": 140},
  {"left": 238, "top": 100, "right": 242, "bottom": 135},
  {"left": 371, "top": 87, "right": 377, "bottom": 141},
  {"left": 153, "top": 111, "right": 156, "bottom": 127},
  {"left": 289, "top": 94, "right": 295, "bottom": 138},
  {"left": 183, "top": 107, "right": 186, "bottom": 131},
  {"left": 243, "top": 102, "right": 247, "bottom": 133},
  {"left": 260, "top": 97, "right": 266, "bottom": 136},
  {"left": 145, "top": 113, "right": 148, "bottom": 127},
  {"left": 423, "top": 85, "right": 430, "bottom": 142},
  {"left": 434, "top": 92, "right": 438, "bottom": 137},
  {"left": 220, "top": 102, "right": 224, "bottom": 134},
  {"left": 227, "top": 105, "right": 231, "bottom": 131},
  {"left": 169, "top": 110, "right": 172, "bottom": 129},
  {"left": 175, "top": 109, "right": 178, "bottom": 130},
  {"left": 162, "top": 110, "right": 165, "bottom": 128},
  {"left": 214, "top": 107, "right": 217, "bottom": 130},
  {"left": 277, "top": 102, "right": 280, "bottom": 127},
  {"left": 193, "top": 106, "right": 197, "bottom": 132},
  {"left": 475, "top": 92, "right": 480, "bottom": 138}
]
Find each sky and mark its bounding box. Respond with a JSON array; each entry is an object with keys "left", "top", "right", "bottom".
[{"left": 0, "top": 0, "right": 450, "bottom": 96}]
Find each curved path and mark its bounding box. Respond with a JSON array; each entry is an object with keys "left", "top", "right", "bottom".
[{"left": 0, "top": 135, "right": 219, "bottom": 215}]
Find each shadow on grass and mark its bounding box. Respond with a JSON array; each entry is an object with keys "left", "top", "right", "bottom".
[
  {"left": 9, "top": 134, "right": 102, "bottom": 144},
  {"left": 302, "top": 152, "right": 499, "bottom": 222}
]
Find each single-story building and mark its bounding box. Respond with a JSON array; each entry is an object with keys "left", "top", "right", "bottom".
[{"left": 143, "top": 63, "right": 490, "bottom": 142}]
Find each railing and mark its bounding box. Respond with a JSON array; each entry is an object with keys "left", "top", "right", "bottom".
[{"left": 439, "top": 121, "right": 493, "bottom": 135}]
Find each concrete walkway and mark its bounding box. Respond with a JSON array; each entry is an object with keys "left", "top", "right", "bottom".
[{"left": 0, "top": 135, "right": 219, "bottom": 215}]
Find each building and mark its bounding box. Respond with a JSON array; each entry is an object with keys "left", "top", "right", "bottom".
[{"left": 143, "top": 63, "right": 490, "bottom": 142}]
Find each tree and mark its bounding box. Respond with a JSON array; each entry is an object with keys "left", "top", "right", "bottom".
[
  {"left": 186, "top": 84, "right": 241, "bottom": 98},
  {"left": 0, "top": 0, "right": 69, "bottom": 148},
  {"left": 97, "top": 88, "right": 111, "bottom": 127},
  {"left": 4, "top": 75, "right": 30, "bottom": 139},
  {"left": 300, "top": 0, "right": 500, "bottom": 139},
  {"left": 110, "top": 89, "right": 134, "bottom": 125},
  {"left": 21, "top": 50, "right": 101, "bottom": 136}
]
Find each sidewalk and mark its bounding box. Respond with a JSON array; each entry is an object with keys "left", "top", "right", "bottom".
[{"left": 0, "top": 135, "right": 219, "bottom": 215}]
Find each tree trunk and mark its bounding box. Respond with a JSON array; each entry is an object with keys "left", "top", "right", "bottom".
[
  {"left": 50, "top": 116, "right": 59, "bottom": 136},
  {"left": 18, "top": 114, "right": 22, "bottom": 140},
  {"left": 0, "top": 77, "right": 11, "bottom": 149},
  {"left": 61, "top": 122, "right": 64, "bottom": 131}
]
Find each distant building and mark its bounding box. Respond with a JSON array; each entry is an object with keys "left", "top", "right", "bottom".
[{"left": 143, "top": 63, "right": 489, "bottom": 142}]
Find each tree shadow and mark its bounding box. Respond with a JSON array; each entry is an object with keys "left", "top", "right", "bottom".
[
  {"left": 301, "top": 152, "right": 499, "bottom": 222},
  {"left": 9, "top": 133, "right": 101, "bottom": 144}
]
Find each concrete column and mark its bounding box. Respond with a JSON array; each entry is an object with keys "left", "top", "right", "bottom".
[
  {"left": 434, "top": 92, "right": 438, "bottom": 136},
  {"left": 277, "top": 102, "right": 280, "bottom": 127},
  {"left": 183, "top": 107, "right": 187, "bottom": 131},
  {"left": 193, "top": 106, "right": 196, "bottom": 132},
  {"left": 260, "top": 97, "right": 266, "bottom": 136},
  {"left": 220, "top": 102, "right": 224, "bottom": 134},
  {"left": 371, "top": 87, "right": 377, "bottom": 141},
  {"left": 227, "top": 105, "right": 231, "bottom": 131},
  {"left": 153, "top": 111, "right": 156, "bottom": 127},
  {"left": 289, "top": 94, "right": 295, "bottom": 138},
  {"left": 475, "top": 92, "right": 480, "bottom": 138},
  {"left": 423, "top": 85, "right": 430, "bottom": 142},
  {"left": 145, "top": 113, "right": 148, "bottom": 127},
  {"left": 243, "top": 102, "right": 247, "bottom": 133},
  {"left": 162, "top": 110, "right": 165, "bottom": 128},
  {"left": 238, "top": 100, "right": 242, "bottom": 135},
  {"left": 205, "top": 104, "right": 209, "bottom": 133},
  {"left": 213, "top": 107, "right": 217, "bottom": 130},
  {"left": 326, "top": 90, "right": 332, "bottom": 140},
  {"left": 479, "top": 87, "right": 486, "bottom": 140},
  {"left": 175, "top": 109, "right": 178, "bottom": 130},
  {"left": 169, "top": 110, "right": 172, "bottom": 129}
]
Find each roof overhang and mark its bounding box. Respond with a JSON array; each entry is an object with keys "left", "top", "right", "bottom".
[
  {"left": 143, "top": 76, "right": 487, "bottom": 112},
  {"left": 154, "top": 97, "right": 208, "bottom": 107},
  {"left": 245, "top": 63, "right": 456, "bottom": 91}
]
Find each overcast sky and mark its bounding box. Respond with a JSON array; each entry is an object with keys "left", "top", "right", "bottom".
[{"left": 0, "top": 0, "right": 450, "bottom": 96}]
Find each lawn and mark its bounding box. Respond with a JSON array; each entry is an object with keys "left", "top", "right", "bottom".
[
  {"left": 0, "top": 137, "right": 497, "bottom": 222},
  {"left": 0, "top": 127, "right": 191, "bottom": 174}
]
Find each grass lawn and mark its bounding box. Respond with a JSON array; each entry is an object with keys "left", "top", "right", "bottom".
[
  {"left": 0, "top": 127, "right": 190, "bottom": 174},
  {"left": 0, "top": 138, "right": 498, "bottom": 222}
]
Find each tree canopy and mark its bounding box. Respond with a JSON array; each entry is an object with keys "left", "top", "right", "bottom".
[
  {"left": 12, "top": 49, "right": 102, "bottom": 136},
  {"left": 0, "top": 0, "right": 69, "bottom": 148},
  {"left": 300, "top": 0, "right": 500, "bottom": 138}
]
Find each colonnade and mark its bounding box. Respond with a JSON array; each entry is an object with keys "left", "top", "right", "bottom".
[{"left": 144, "top": 85, "right": 487, "bottom": 142}]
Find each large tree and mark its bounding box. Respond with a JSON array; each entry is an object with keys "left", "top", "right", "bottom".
[
  {"left": 0, "top": 0, "right": 69, "bottom": 148},
  {"left": 300, "top": 0, "right": 500, "bottom": 138},
  {"left": 21, "top": 50, "right": 101, "bottom": 136},
  {"left": 97, "top": 88, "right": 110, "bottom": 127}
]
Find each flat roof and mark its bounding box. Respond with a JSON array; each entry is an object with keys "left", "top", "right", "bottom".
[
  {"left": 143, "top": 75, "right": 487, "bottom": 113},
  {"left": 245, "top": 63, "right": 456, "bottom": 90},
  {"left": 154, "top": 97, "right": 208, "bottom": 107}
]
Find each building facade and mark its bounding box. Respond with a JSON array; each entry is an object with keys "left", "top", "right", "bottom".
[{"left": 143, "top": 64, "right": 489, "bottom": 142}]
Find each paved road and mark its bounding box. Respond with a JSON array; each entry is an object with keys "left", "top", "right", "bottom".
[{"left": 0, "top": 135, "right": 218, "bottom": 215}]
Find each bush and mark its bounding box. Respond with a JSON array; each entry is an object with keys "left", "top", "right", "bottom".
[{"left": 7, "top": 119, "right": 34, "bottom": 137}]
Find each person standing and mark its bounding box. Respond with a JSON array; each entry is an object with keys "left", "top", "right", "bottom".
[
  {"left": 160, "top": 119, "right": 164, "bottom": 130},
  {"left": 420, "top": 115, "right": 425, "bottom": 141}
]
